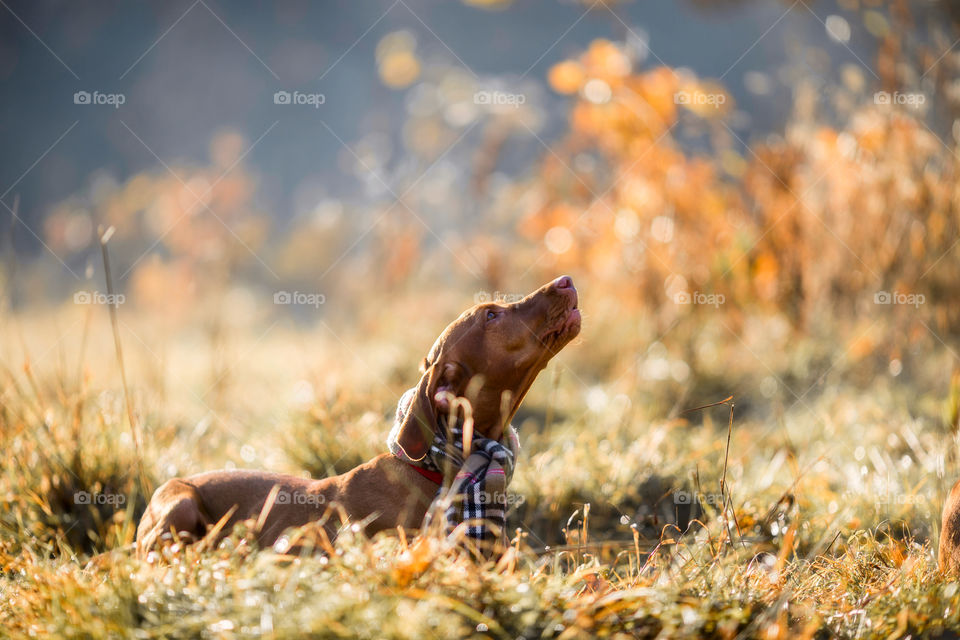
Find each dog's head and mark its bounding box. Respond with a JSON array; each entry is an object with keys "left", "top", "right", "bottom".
[{"left": 395, "top": 276, "right": 581, "bottom": 459}]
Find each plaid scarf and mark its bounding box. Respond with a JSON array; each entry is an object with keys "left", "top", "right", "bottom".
[{"left": 387, "top": 388, "right": 518, "bottom": 548}]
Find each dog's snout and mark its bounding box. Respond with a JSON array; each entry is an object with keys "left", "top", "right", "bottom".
[{"left": 551, "top": 276, "right": 577, "bottom": 306}]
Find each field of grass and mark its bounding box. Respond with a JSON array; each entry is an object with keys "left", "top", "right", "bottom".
[
  {"left": 2, "top": 296, "right": 960, "bottom": 639},
  {"left": 5, "top": 2, "right": 960, "bottom": 636}
]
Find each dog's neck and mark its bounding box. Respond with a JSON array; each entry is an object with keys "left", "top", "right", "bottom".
[{"left": 387, "top": 387, "right": 519, "bottom": 464}]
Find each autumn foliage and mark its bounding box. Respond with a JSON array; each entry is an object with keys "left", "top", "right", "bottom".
[{"left": 527, "top": 36, "right": 959, "bottom": 349}]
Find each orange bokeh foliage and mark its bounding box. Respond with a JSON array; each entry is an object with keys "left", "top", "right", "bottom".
[{"left": 523, "top": 34, "right": 960, "bottom": 342}]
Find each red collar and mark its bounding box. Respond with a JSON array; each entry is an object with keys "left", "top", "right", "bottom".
[{"left": 405, "top": 461, "right": 443, "bottom": 485}]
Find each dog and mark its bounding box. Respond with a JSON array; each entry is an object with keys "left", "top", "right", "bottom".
[
  {"left": 136, "top": 276, "right": 581, "bottom": 557},
  {"left": 940, "top": 479, "right": 960, "bottom": 574}
]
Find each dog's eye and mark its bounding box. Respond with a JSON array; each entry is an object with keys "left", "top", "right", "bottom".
[{"left": 486, "top": 310, "right": 498, "bottom": 321}]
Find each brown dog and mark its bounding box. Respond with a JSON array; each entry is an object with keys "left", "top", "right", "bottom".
[
  {"left": 940, "top": 480, "right": 960, "bottom": 574},
  {"left": 136, "top": 276, "right": 581, "bottom": 556}
]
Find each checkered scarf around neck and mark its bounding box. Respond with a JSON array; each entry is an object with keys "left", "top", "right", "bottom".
[{"left": 387, "top": 387, "right": 519, "bottom": 547}]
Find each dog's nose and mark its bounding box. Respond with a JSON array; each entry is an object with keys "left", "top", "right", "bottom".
[{"left": 554, "top": 275, "right": 574, "bottom": 290}]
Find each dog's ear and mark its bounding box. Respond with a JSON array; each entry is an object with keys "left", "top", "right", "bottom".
[
  {"left": 395, "top": 361, "right": 469, "bottom": 460},
  {"left": 432, "top": 362, "right": 468, "bottom": 414},
  {"left": 394, "top": 363, "right": 440, "bottom": 461},
  {"left": 421, "top": 333, "right": 443, "bottom": 374}
]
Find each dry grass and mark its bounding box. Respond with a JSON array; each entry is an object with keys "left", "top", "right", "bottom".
[
  {"left": 1, "top": 303, "right": 959, "bottom": 639},
  {"left": 5, "top": 6, "right": 960, "bottom": 636}
]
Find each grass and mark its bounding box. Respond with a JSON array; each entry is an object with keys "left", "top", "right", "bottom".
[
  {"left": 3, "top": 6, "right": 959, "bottom": 635},
  {"left": 2, "top": 301, "right": 960, "bottom": 639}
]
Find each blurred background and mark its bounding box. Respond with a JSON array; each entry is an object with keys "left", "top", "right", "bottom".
[{"left": 3, "top": 0, "right": 960, "bottom": 552}]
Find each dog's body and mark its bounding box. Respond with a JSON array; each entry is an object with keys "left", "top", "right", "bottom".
[
  {"left": 940, "top": 479, "right": 960, "bottom": 574},
  {"left": 137, "top": 276, "right": 581, "bottom": 556},
  {"left": 136, "top": 456, "right": 439, "bottom": 552}
]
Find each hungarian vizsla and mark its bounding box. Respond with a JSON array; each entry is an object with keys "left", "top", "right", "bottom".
[
  {"left": 136, "top": 276, "right": 581, "bottom": 556},
  {"left": 940, "top": 480, "right": 960, "bottom": 574}
]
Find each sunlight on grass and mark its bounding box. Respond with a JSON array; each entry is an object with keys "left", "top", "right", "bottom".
[{"left": 5, "top": 1, "right": 960, "bottom": 637}]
